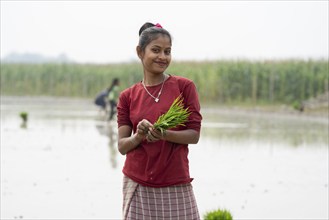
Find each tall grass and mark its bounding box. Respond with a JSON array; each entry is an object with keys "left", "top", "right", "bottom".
[{"left": 1, "top": 59, "right": 327, "bottom": 105}]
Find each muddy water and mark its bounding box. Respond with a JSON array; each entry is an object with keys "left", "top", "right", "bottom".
[{"left": 1, "top": 96, "right": 328, "bottom": 219}]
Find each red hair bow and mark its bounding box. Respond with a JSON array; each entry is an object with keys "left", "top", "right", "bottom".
[{"left": 155, "top": 23, "right": 163, "bottom": 28}]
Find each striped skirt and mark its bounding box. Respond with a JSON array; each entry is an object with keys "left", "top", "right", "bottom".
[{"left": 122, "top": 176, "right": 200, "bottom": 220}]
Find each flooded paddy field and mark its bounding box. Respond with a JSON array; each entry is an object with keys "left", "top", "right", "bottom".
[{"left": 1, "top": 96, "right": 328, "bottom": 219}]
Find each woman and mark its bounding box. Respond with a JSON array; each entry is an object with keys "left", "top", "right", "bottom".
[{"left": 117, "top": 22, "right": 202, "bottom": 219}]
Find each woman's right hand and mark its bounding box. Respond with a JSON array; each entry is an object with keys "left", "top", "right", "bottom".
[
  {"left": 136, "top": 119, "right": 153, "bottom": 139},
  {"left": 118, "top": 120, "right": 152, "bottom": 155}
]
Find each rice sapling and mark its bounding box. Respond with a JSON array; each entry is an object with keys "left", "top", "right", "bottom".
[
  {"left": 19, "top": 112, "right": 28, "bottom": 129},
  {"left": 20, "top": 112, "right": 28, "bottom": 122},
  {"left": 153, "top": 94, "right": 191, "bottom": 136}
]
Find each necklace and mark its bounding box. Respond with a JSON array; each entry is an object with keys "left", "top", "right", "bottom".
[{"left": 142, "top": 74, "right": 166, "bottom": 103}]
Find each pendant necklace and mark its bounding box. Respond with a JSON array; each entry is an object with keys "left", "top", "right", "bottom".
[{"left": 142, "top": 74, "right": 166, "bottom": 103}]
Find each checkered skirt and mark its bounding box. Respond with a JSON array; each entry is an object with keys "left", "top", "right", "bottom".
[{"left": 122, "top": 175, "right": 200, "bottom": 220}]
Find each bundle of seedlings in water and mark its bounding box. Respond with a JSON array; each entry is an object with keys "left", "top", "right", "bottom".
[
  {"left": 153, "top": 94, "right": 191, "bottom": 136},
  {"left": 20, "top": 112, "right": 28, "bottom": 122}
]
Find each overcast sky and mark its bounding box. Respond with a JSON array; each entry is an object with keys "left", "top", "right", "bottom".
[{"left": 1, "top": 1, "right": 328, "bottom": 63}]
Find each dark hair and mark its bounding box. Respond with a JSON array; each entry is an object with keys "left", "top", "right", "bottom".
[
  {"left": 138, "top": 22, "right": 155, "bottom": 36},
  {"left": 107, "top": 78, "right": 119, "bottom": 92},
  {"left": 138, "top": 22, "right": 172, "bottom": 52},
  {"left": 112, "top": 78, "right": 119, "bottom": 85}
]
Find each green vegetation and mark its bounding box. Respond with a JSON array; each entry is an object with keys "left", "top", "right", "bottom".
[
  {"left": 19, "top": 111, "right": 28, "bottom": 129},
  {"left": 19, "top": 112, "right": 28, "bottom": 122},
  {"left": 154, "top": 94, "right": 191, "bottom": 135},
  {"left": 1, "top": 59, "right": 328, "bottom": 106},
  {"left": 204, "top": 208, "right": 233, "bottom": 220}
]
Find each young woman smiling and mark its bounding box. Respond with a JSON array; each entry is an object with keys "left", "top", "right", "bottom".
[{"left": 117, "top": 22, "right": 202, "bottom": 220}]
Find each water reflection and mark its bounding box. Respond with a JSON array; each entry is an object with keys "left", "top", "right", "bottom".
[
  {"left": 20, "top": 120, "right": 27, "bottom": 129},
  {"left": 1, "top": 96, "right": 328, "bottom": 219},
  {"left": 201, "top": 110, "right": 328, "bottom": 148},
  {"left": 108, "top": 123, "right": 118, "bottom": 169},
  {"left": 95, "top": 122, "right": 118, "bottom": 168}
]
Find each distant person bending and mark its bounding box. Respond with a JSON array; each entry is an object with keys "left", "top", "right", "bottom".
[
  {"left": 108, "top": 78, "right": 120, "bottom": 120},
  {"left": 94, "top": 87, "right": 110, "bottom": 117}
]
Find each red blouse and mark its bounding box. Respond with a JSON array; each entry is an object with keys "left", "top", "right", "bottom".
[{"left": 117, "top": 75, "right": 202, "bottom": 187}]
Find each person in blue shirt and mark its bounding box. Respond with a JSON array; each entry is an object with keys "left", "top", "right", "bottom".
[{"left": 94, "top": 87, "right": 110, "bottom": 117}]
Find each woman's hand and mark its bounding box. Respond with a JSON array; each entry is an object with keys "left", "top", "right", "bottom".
[
  {"left": 148, "top": 128, "right": 200, "bottom": 144},
  {"left": 146, "top": 127, "right": 166, "bottom": 142},
  {"left": 136, "top": 119, "right": 153, "bottom": 139},
  {"left": 118, "top": 119, "right": 154, "bottom": 155},
  {"left": 136, "top": 119, "right": 165, "bottom": 142},
  {"left": 137, "top": 120, "right": 199, "bottom": 144},
  {"left": 137, "top": 119, "right": 162, "bottom": 142}
]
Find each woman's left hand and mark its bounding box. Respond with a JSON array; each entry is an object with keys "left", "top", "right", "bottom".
[{"left": 146, "top": 127, "right": 165, "bottom": 142}]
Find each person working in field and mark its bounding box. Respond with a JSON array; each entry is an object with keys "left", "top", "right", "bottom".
[
  {"left": 108, "top": 78, "right": 120, "bottom": 121},
  {"left": 116, "top": 22, "right": 202, "bottom": 219},
  {"left": 94, "top": 78, "right": 120, "bottom": 120},
  {"left": 94, "top": 86, "right": 111, "bottom": 118}
]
